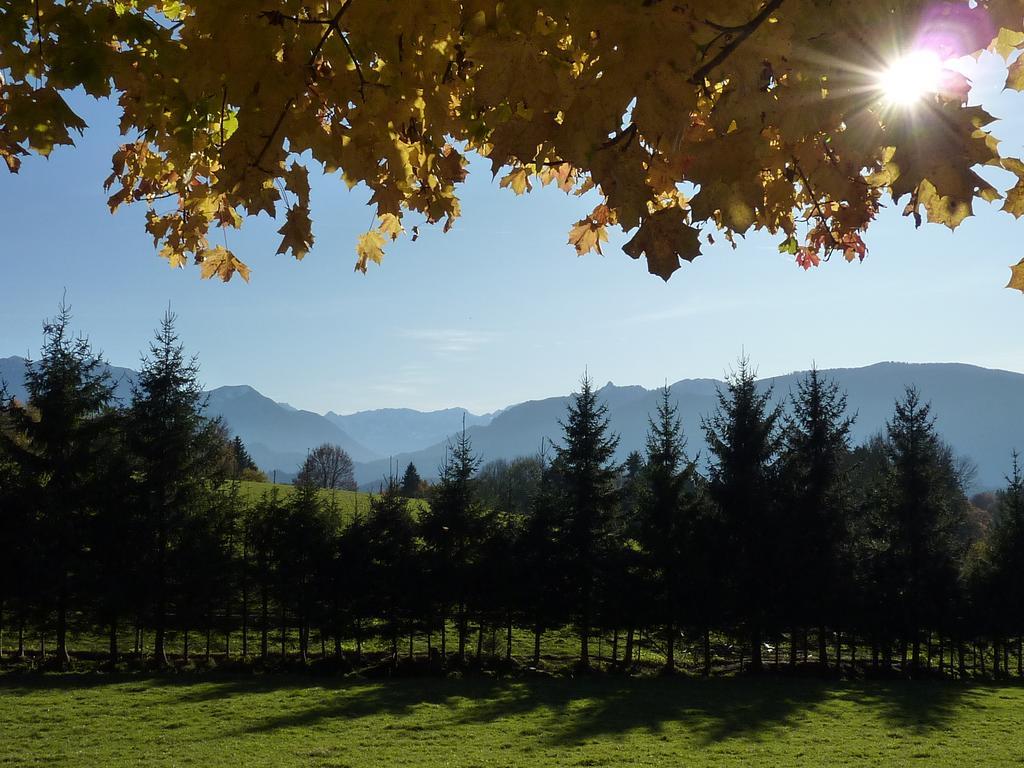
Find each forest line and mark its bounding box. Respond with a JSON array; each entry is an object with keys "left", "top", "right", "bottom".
[{"left": 2, "top": 304, "right": 1022, "bottom": 678}]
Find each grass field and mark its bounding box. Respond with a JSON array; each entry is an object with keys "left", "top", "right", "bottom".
[
  {"left": 236, "top": 480, "right": 426, "bottom": 523},
  {"left": 2, "top": 673, "right": 1023, "bottom": 767}
]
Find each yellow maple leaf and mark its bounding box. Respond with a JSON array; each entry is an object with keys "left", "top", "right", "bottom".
[
  {"left": 355, "top": 230, "right": 387, "bottom": 273},
  {"left": 198, "top": 246, "right": 251, "bottom": 282},
  {"left": 499, "top": 168, "right": 532, "bottom": 195}
]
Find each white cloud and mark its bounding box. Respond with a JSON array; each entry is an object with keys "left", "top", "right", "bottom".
[{"left": 400, "top": 328, "right": 496, "bottom": 356}]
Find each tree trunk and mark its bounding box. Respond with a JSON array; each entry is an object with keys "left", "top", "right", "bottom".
[
  {"left": 664, "top": 621, "right": 675, "bottom": 674},
  {"left": 458, "top": 601, "right": 467, "bottom": 663},
  {"left": 57, "top": 569, "right": 70, "bottom": 670},
  {"left": 205, "top": 625, "right": 212, "bottom": 661},
  {"left": 818, "top": 625, "right": 828, "bottom": 668},
  {"left": 280, "top": 602, "right": 286, "bottom": 660},
  {"left": 241, "top": 566, "right": 249, "bottom": 660},
  {"left": 18, "top": 618, "right": 25, "bottom": 658},
  {"left": 260, "top": 583, "right": 269, "bottom": 660},
  {"left": 834, "top": 628, "right": 841, "bottom": 672},
  {"left": 154, "top": 519, "right": 169, "bottom": 667},
  {"left": 109, "top": 615, "right": 119, "bottom": 664},
  {"left": 790, "top": 627, "right": 798, "bottom": 667},
  {"left": 184, "top": 628, "right": 190, "bottom": 662},
  {"left": 506, "top": 612, "right": 513, "bottom": 661},
  {"left": 703, "top": 627, "right": 711, "bottom": 676},
  {"left": 611, "top": 628, "right": 619, "bottom": 665},
  {"left": 624, "top": 627, "right": 635, "bottom": 672},
  {"left": 476, "top": 622, "right": 484, "bottom": 661},
  {"left": 749, "top": 627, "right": 763, "bottom": 673},
  {"left": 533, "top": 624, "right": 542, "bottom": 666}
]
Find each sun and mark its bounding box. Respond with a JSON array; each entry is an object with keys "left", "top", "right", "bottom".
[{"left": 877, "top": 50, "right": 945, "bottom": 106}]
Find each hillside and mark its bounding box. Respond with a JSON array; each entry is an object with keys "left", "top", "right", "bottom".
[{"left": 354, "top": 363, "right": 1024, "bottom": 492}]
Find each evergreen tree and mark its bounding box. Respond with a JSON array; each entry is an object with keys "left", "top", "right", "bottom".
[
  {"left": 129, "top": 310, "right": 224, "bottom": 665},
  {"left": 703, "top": 358, "right": 783, "bottom": 672},
  {"left": 554, "top": 375, "right": 620, "bottom": 669},
  {"left": 516, "top": 444, "right": 567, "bottom": 666},
  {"left": 1, "top": 303, "right": 115, "bottom": 668},
  {"left": 780, "top": 368, "right": 854, "bottom": 668},
  {"left": 231, "top": 435, "right": 259, "bottom": 477},
  {"left": 875, "top": 387, "right": 967, "bottom": 672},
  {"left": 276, "top": 483, "right": 334, "bottom": 662},
  {"left": 989, "top": 454, "right": 1024, "bottom": 656},
  {"left": 421, "top": 426, "right": 483, "bottom": 663},
  {"left": 364, "top": 478, "right": 420, "bottom": 662},
  {"left": 638, "top": 386, "right": 699, "bottom": 673},
  {"left": 400, "top": 462, "right": 423, "bottom": 498}
]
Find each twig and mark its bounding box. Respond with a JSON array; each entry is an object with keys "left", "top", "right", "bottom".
[
  {"left": 792, "top": 157, "right": 840, "bottom": 248},
  {"left": 251, "top": 0, "right": 354, "bottom": 171},
  {"left": 690, "top": 0, "right": 786, "bottom": 85},
  {"left": 34, "top": 0, "right": 44, "bottom": 65}
]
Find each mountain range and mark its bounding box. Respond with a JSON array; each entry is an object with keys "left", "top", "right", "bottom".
[{"left": 3, "top": 355, "right": 1023, "bottom": 491}]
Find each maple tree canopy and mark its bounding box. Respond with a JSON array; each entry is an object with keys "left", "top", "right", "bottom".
[{"left": 3, "top": 1, "right": 1024, "bottom": 287}]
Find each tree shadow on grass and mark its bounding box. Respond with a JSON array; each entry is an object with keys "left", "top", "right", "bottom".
[
  {"left": 223, "top": 675, "right": 981, "bottom": 746},
  {"left": 835, "top": 680, "right": 987, "bottom": 734},
  {"left": 0, "top": 671, "right": 987, "bottom": 746}
]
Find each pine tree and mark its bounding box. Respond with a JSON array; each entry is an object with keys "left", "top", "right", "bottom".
[
  {"left": 555, "top": 375, "right": 620, "bottom": 669},
  {"left": 364, "top": 478, "right": 420, "bottom": 663},
  {"left": 780, "top": 368, "right": 854, "bottom": 669},
  {"left": 638, "top": 386, "right": 699, "bottom": 674},
  {"left": 129, "top": 310, "right": 224, "bottom": 666},
  {"left": 421, "top": 425, "right": 483, "bottom": 663},
  {"left": 231, "top": 436, "right": 257, "bottom": 475},
  {"left": 702, "top": 358, "right": 783, "bottom": 673},
  {"left": 877, "top": 387, "right": 967, "bottom": 672},
  {"left": 400, "top": 462, "right": 423, "bottom": 498},
  {"left": 2, "top": 303, "right": 115, "bottom": 668}
]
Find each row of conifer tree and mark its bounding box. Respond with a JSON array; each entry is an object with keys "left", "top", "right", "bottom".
[{"left": 2, "top": 304, "right": 1023, "bottom": 677}]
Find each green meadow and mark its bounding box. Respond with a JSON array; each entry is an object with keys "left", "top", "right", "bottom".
[
  {"left": 2, "top": 674, "right": 1023, "bottom": 767},
  {"left": 236, "top": 480, "right": 425, "bottom": 522}
]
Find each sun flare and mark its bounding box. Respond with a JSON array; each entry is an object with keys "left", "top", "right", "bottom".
[{"left": 877, "top": 50, "right": 945, "bottom": 106}]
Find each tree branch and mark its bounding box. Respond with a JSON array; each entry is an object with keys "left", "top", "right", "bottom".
[
  {"left": 252, "top": 0, "right": 354, "bottom": 171},
  {"left": 690, "top": 0, "right": 786, "bottom": 85}
]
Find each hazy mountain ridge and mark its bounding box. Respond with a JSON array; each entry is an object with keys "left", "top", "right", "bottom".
[
  {"left": 354, "top": 363, "right": 1024, "bottom": 492},
  {"left": 4, "top": 356, "right": 1024, "bottom": 491},
  {"left": 325, "top": 407, "right": 494, "bottom": 458}
]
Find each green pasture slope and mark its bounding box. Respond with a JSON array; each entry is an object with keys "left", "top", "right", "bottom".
[
  {"left": 236, "top": 480, "right": 425, "bottom": 522},
  {"left": 2, "top": 675, "right": 1023, "bottom": 767}
]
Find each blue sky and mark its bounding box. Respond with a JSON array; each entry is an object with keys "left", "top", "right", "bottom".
[{"left": 2, "top": 53, "right": 1024, "bottom": 415}]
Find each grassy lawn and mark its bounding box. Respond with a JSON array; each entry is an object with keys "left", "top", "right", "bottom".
[{"left": 2, "top": 674, "right": 1022, "bottom": 767}]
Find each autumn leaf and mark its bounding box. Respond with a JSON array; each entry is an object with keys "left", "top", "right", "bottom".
[
  {"left": 796, "top": 248, "right": 821, "bottom": 270},
  {"left": 568, "top": 205, "right": 613, "bottom": 256},
  {"left": 276, "top": 207, "right": 314, "bottom": 260},
  {"left": 198, "top": 247, "right": 251, "bottom": 283},
  {"left": 4, "top": 0, "right": 1024, "bottom": 288},
  {"left": 499, "top": 168, "right": 532, "bottom": 195},
  {"left": 355, "top": 230, "right": 387, "bottom": 273},
  {"left": 1007, "top": 258, "right": 1024, "bottom": 293},
  {"left": 622, "top": 208, "right": 701, "bottom": 281}
]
